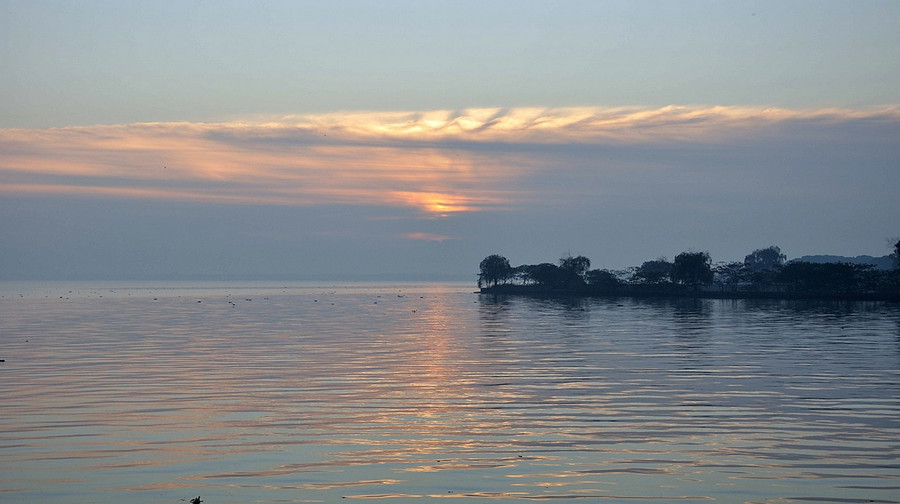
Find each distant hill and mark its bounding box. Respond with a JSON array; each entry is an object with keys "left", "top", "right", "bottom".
[{"left": 794, "top": 254, "right": 896, "bottom": 271}]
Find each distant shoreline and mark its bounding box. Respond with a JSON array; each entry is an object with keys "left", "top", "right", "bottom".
[{"left": 478, "top": 284, "right": 900, "bottom": 302}]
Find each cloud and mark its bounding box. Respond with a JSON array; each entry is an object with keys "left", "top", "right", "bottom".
[
  {"left": 401, "top": 232, "right": 456, "bottom": 242},
  {"left": 2, "top": 105, "right": 898, "bottom": 279},
  {"left": 1, "top": 105, "right": 898, "bottom": 217},
  {"left": 401, "top": 233, "right": 456, "bottom": 243}
]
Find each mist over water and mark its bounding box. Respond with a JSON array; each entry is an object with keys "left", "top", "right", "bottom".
[{"left": 1, "top": 282, "right": 898, "bottom": 503}]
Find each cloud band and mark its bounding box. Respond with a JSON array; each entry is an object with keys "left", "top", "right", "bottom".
[{"left": 2, "top": 105, "right": 897, "bottom": 215}]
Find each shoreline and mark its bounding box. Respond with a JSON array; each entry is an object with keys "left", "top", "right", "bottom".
[{"left": 478, "top": 284, "right": 900, "bottom": 302}]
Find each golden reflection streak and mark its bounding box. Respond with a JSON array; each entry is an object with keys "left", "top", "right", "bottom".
[{"left": 344, "top": 494, "right": 423, "bottom": 499}]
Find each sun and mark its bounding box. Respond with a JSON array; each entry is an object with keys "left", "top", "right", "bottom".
[{"left": 392, "top": 191, "right": 478, "bottom": 216}]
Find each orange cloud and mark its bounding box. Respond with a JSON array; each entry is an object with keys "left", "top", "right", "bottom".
[
  {"left": 2, "top": 105, "right": 897, "bottom": 215},
  {"left": 401, "top": 232, "right": 456, "bottom": 242},
  {"left": 0, "top": 123, "right": 520, "bottom": 215}
]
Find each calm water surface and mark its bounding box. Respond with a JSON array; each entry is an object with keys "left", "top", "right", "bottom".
[{"left": 1, "top": 282, "right": 899, "bottom": 504}]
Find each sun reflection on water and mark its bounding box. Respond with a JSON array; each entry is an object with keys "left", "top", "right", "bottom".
[{"left": 0, "top": 285, "right": 898, "bottom": 503}]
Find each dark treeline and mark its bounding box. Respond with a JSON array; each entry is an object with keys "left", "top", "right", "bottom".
[{"left": 478, "top": 243, "right": 900, "bottom": 301}]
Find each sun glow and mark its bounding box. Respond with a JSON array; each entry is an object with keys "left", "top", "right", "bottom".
[
  {"left": 0, "top": 123, "right": 519, "bottom": 215},
  {"left": 2, "top": 105, "right": 897, "bottom": 215},
  {"left": 391, "top": 191, "right": 483, "bottom": 215}
]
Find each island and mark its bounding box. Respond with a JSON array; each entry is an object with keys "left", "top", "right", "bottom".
[{"left": 477, "top": 243, "right": 900, "bottom": 302}]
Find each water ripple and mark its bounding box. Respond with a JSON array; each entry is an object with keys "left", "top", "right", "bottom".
[{"left": 1, "top": 283, "right": 898, "bottom": 503}]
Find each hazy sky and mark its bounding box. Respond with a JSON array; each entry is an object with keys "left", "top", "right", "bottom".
[{"left": 2, "top": 1, "right": 898, "bottom": 280}]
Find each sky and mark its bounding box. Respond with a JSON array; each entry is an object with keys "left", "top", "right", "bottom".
[{"left": 1, "top": 0, "right": 898, "bottom": 280}]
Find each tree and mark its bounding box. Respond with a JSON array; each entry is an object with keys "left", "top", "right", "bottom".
[
  {"left": 559, "top": 255, "right": 591, "bottom": 277},
  {"left": 714, "top": 261, "right": 747, "bottom": 292},
  {"left": 777, "top": 261, "right": 871, "bottom": 295},
  {"left": 558, "top": 254, "right": 591, "bottom": 287},
  {"left": 521, "top": 263, "right": 566, "bottom": 288},
  {"left": 744, "top": 246, "right": 786, "bottom": 271},
  {"left": 478, "top": 254, "right": 512, "bottom": 288},
  {"left": 586, "top": 269, "right": 621, "bottom": 289},
  {"left": 673, "top": 251, "right": 714, "bottom": 288},
  {"left": 633, "top": 258, "right": 673, "bottom": 285},
  {"left": 747, "top": 267, "right": 780, "bottom": 292},
  {"left": 511, "top": 265, "right": 531, "bottom": 285},
  {"left": 893, "top": 239, "right": 900, "bottom": 269}
]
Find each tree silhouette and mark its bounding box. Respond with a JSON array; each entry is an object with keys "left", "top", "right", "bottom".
[
  {"left": 520, "top": 263, "right": 565, "bottom": 287},
  {"left": 673, "top": 251, "right": 713, "bottom": 288},
  {"left": 478, "top": 254, "right": 513, "bottom": 288},
  {"left": 894, "top": 239, "right": 900, "bottom": 269},
  {"left": 714, "top": 261, "right": 747, "bottom": 292},
  {"left": 778, "top": 261, "right": 873, "bottom": 295},
  {"left": 558, "top": 254, "right": 591, "bottom": 287},
  {"left": 476, "top": 241, "right": 898, "bottom": 300},
  {"left": 633, "top": 258, "right": 672, "bottom": 284},
  {"left": 744, "top": 246, "right": 786, "bottom": 271},
  {"left": 586, "top": 269, "right": 621, "bottom": 288},
  {"left": 559, "top": 255, "right": 591, "bottom": 277}
]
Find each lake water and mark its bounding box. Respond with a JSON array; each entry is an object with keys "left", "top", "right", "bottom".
[{"left": 1, "top": 281, "right": 898, "bottom": 504}]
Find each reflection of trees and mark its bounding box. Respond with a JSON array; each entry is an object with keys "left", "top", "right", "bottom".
[
  {"left": 670, "top": 299, "right": 715, "bottom": 364},
  {"left": 632, "top": 296, "right": 712, "bottom": 327},
  {"left": 524, "top": 295, "right": 591, "bottom": 318},
  {"left": 478, "top": 293, "right": 589, "bottom": 332},
  {"left": 477, "top": 293, "right": 516, "bottom": 340},
  {"left": 670, "top": 298, "right": 714, "bottom": 337}
]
